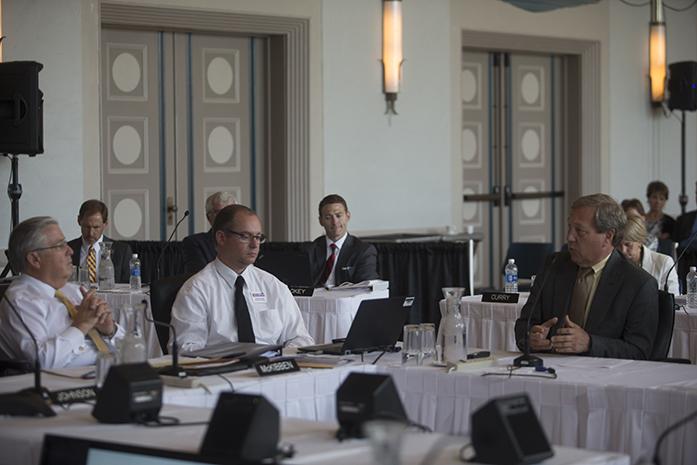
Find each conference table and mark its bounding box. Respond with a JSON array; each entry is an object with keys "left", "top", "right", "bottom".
[
  {"left": 378, "top": 352, "right": 697, "bottom": 465},
  {"left": 294, "top": 287, "right": 390, "bottom": 344},
  {"left": 0, "top": 403, "right": 630, "bottom": 465},
  {"left": 457, "top": 294, "right": 697, "bottom": 363}
]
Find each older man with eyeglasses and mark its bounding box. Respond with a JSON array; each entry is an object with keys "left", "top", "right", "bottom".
[
  {"left": 0, "top": 217, "right": 124, "bottom": 368},
  {"left": 170, "top": 205, "right": 313, "bottom": 352}
]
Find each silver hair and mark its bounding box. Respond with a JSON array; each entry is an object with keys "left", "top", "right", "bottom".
[
  {"left": 571, "top": 193, "right": 627, "bottom": 247},
  {"left": 205, "top": 192, "right": 237, "bottom": 217},
  {"left": 8, "top": 216, "right": 58, "bottom": 273}
]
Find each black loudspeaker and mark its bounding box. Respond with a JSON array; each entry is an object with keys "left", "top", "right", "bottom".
[
  {"left": 0, "top": 61, "right": 44, "bottom": 155},
  {"left": 200, "top": 393, "right": 279, "bottom": 462},
  {"left": 471, "top": 394, "right": 554, "bottom": 465},
  {"left": 336, "top": 373, "right": 407, "bottom": 440},
  {"left": 668, "top": 61, "right": 697, "bottom": 112},
  {"left": 92, "top": 363, "right": 162, "bottom": 424}
]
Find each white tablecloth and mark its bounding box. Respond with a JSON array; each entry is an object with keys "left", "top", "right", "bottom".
[
  {"left": 458, "top": 294, "right": 697, "bottom": 363},
  {"left": 378, "top": 353, "right": 697, "bottom": 465},
  {"left": 97, "top": 285, "right": 162, "bottom": 358},
  {"left": 295, "top": 288, "right": 389, "bottom": 344},
  {"left": 0, "top": 404, "right": 629, "bottom": 465}
]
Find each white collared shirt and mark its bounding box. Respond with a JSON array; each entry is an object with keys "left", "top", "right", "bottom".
[
  {"left": 80, "top": 235, "right": 104, "bottom": 269},
  {"left": 170, "top": 259, "right": 315, "bottom": 352},
  {"left": 0, "top": 274, "right": 124, "bottom": 368},
  {"left": 324, "top": 233, "right": 348, "bottom": 287}
]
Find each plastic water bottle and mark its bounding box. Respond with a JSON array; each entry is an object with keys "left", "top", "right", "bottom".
[
  {"left": 504, "top": 258, "right": 518, "bottom": 293},
  {"left": 119, "top": 304, "right": 147, "bottom": 363},
  {"left": 98, "top": 242, "right": 115, "bottom": 291},
  {"left": 687, "top": 266, "right": 697, "bottom": 310},
  {"left": 129, "top": 254, "right": 141, "bottom": 290}
]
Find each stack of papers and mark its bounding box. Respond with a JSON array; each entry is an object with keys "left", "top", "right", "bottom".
[{"left": 326, "top": 279, "right": 389, "bottom": 292}]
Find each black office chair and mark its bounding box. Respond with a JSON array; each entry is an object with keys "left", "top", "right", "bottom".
[
  {"left": 502, "top": 242, "right": 555, "bottom": 291},
  {"left": 149, "top": 273, "right": 192, "bottom": 354},
  {"left": 651, "top": 290, "right": 691, "bottom": 363},
  {"left": 656, "top": 239, "right": 676, "bottom": 260}
]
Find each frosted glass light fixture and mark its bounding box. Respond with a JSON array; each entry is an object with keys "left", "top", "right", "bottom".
[
  {"left": 382, "top": 0, "right": 403, "bottom": 115},
  {"left": 649, "top": 0, "right": 666, "bottom": 104}
]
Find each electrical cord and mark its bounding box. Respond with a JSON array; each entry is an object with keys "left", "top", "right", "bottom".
[
  {"left": 664, "top": 0, "right": 697, "bottom": 12},
  {"left": 481, "top": 365, "right": 558, "bottom": 380},
  {"left": 216, "top": 374, "right": 235, "bottom": 391},
  {"left": 372, "top": 350, "right": 387, "bottom": 365}
]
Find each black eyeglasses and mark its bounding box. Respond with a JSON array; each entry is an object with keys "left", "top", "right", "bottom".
[
  {"left": 224, "top": 229, "right": 267, "bottom": 244},
  {"left": 30, "top": 240, "right": 69, "bottom": 253}
]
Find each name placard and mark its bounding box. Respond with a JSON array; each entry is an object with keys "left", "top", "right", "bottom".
[
  {"left": 481, "top": 292, "right": 519, "bottom": 304},
  {"left": 289, "top": 286, "right": 314, "bottom": 297},
  {"left": 254, "top": 358, "right": 300, "bottom": 377},
  {"left": 49, "top": 386, "right": 98, "bottom": 405}
]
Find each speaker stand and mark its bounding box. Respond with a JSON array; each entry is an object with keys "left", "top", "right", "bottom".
[
  {"left": 1, "top": 153, "right": 22, "bottom": 278},
  {"left": 678, "top": 111, "right": 688, "bottom": 215}
]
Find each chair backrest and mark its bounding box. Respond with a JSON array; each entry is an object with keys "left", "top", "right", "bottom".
[
  {"left": 656, "top": 239, "right": 677, "bottom": 260},
  {"left": 149, "top": 273, "right": 191, "bottom": 354},
  {"left": 651, "top": 289, "right": 676, "bottom": 361},
  {"left": 503, "top": 242, "right": 555, "bottom": 279}
]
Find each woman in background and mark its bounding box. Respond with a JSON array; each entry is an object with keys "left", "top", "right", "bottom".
[
  {"left": 645, "top": 181, "right": 676, "bottom": 245},
  {"left": 618, "top": 214, "right": 679, "bottom": 295},
  {"left": 621, "top": 198, "right": 658, "bottom": 251}
]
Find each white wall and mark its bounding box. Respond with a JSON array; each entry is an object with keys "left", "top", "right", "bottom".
[
  {"left": 608, "top": 0, "right": 697, "bottom": 218},
  {"left": 321, "top": 0, "right": 452, "bottom": 235},
  {"left": 1, "top": 0, "right": 696, "bottom": 251}
]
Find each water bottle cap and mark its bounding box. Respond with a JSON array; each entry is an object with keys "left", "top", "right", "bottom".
[
  {"left": 508, "top": 258, "right": 515, "bottom": 264},
  {"left": 132, "top": 254, "right": 138, "bottom": 259}
]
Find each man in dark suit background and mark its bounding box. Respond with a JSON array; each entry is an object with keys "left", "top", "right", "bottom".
[
  {"left": 309, "top": 194, "right": 379, "bottom": 287},
  {"left": 182, "top": 191, "right": 237, "bottom": 274},
  {"left": 68, "top": 200, "right": 132, "bottom": 284},
  {"left": 672, "top": 182, "right": 697, "bottom": 291},
  {"left": 514, "top": 193, "right": 658, "bottom": 360}
]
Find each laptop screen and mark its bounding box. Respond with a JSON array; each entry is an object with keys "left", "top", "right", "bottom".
[
  {"left": 342, "top": 296, "right": 414, "bottom": 353},
  {"left": 254, "top": 249, "right": 313, "bottom": 287},
  {"left": 41, "top": 435, "right": 228, "bottom": 465}
]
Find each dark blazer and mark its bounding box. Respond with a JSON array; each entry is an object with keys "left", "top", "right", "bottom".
[
  {"left": 672, "top": 210, "right": 697, "bottom": 247},
  {"left": 182, "top": 230, "right": 217, "bottom": 274},
  {"left": 309, "top": 234, "right": 379, "bottom": 287},
  {"left": 68, "top": 236, "right": 132, "bottom": 284},
  {"left": 514, "top": 249, "right": 658, "bottom": 360}
]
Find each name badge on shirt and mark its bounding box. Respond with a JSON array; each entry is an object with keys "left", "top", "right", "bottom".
[{"left": 251, "top": 291, "right": 267, "bottom": 303}]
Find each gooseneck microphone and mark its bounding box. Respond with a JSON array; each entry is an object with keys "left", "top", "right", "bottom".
[
  {"left": 513, "top": 253, "right": 559, "bottom": 368},
  {"left": 663, "top": 229, "right": 697, "bottom": 292},
  {"left": 0, "top": 295, "right": 55, "bottom": 417},
  {"left": 141, "top": 299, "right": 186, "bottom": 378},
  {"left": 155, "top": 210, "right": 189, "bottom": 282}
]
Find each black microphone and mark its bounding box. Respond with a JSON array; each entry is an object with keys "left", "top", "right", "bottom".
[
  {"left": 155, "top": 210, "right": 189, "bottom": 282},
  {"left": 664, "top": 229, "right": 697, "bottom": 292},
  {"left": 513, "top": 253, "right": 559, "bottom": 368},
  {"left": 652, "top": 408, "right": 697, "bottom": 465},
  {"left": 0, "top": 295, "right": 55, "bottom": 417},
  {"left": 141, "top": 299, "right": 186, "bottom": 378}
]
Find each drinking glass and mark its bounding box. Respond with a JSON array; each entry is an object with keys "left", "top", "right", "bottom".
[
  {"left": 95, "top": 351, "right": 116, "bottom": 389},
  {"left": 419, "top": 323, "right": 436, "bottom": 364},
  {"left": 402, "top": 324, "right": 422, "bottom": 366},
  {"left": 363, "top": 420, "right": 406, "bottom": 465},
  {"left": 78, "top": 266, "right": 97, "bottom": 290}
]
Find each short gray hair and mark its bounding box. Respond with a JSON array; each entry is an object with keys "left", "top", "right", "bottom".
[
  {"left": 8, "top": 216, "right": 58, "bottom": 273},
  {"left": 205, "top": 192, "right": 237, "bottom": 217},
  {"left": 571, "top": 194, "right": 627, "bottom": 247}
]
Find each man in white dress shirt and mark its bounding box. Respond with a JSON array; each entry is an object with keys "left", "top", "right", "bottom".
[
  {"left": 170, "top": 205, "right": 314, "bottom": 352},
  {"left": 0, "top": 217, "right": 123, "bottom": 368}
]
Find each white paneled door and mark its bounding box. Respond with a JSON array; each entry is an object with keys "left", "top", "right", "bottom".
[
  {"left": 101, "top": 28, "right": 265, "bottom": 240},
  {"left": 461, "top": 51, "right": 566, "bottom": 289}
]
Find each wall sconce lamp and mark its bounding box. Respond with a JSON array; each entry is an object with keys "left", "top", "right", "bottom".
[
  {"left": 382, "top": 0, "right": 403, "bottom": 115},
  {"left": 649, "top": 0, "right": 666, "bottom": 104}
]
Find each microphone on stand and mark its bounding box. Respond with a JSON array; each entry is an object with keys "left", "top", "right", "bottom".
[
  {"left": 664, "top": 228, "right": 697, "bottom": 292},
  {"left": 141, "top": 299, "right": 186, "bottom": 378},
  {"left": 155, "top": 210, "right": 189, "bottom": 282},
  {"left": 0, "top": 295, "right": 55, "bottom": 417},
  {"left": 513, "top": 253, "right": 559, "bottom": 368}
]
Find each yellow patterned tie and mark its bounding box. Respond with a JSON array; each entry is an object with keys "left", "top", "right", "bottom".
[
  {"left": 86, "top": 245, "right": 97, "bottom": 283},
  {"left": 55, "top": 290, "right": 110, "bottom": 353}
]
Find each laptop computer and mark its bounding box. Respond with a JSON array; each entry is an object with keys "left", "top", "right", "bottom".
[
  {"left": 255, "top": 249, "right": 314, "bottom": 287},
  {"left": 298, "top": 296, "right": 414, "bottom": 355},
  {"left": 41, "top": 434, "right": 227, "bottom": 465}
]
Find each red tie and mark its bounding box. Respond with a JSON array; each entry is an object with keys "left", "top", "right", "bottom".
[{"left": 319, "top": 243, "right": 337, "bottom": 285}]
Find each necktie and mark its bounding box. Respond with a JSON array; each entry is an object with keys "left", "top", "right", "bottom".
[
  {"left": 234, "top": 276, "right": 256, "bottom": 343},
  {"left": 55, "top": 290, "right": 110, "bottom": 353},
  {"left": 319, "top": 243, "right": 338, "bottom": 285},
  {"left": 86, "top": 245, "right": 97, "bottom": 283},
  {"left": 567, "top": 267, "right": 594, "bottom": 327}
]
